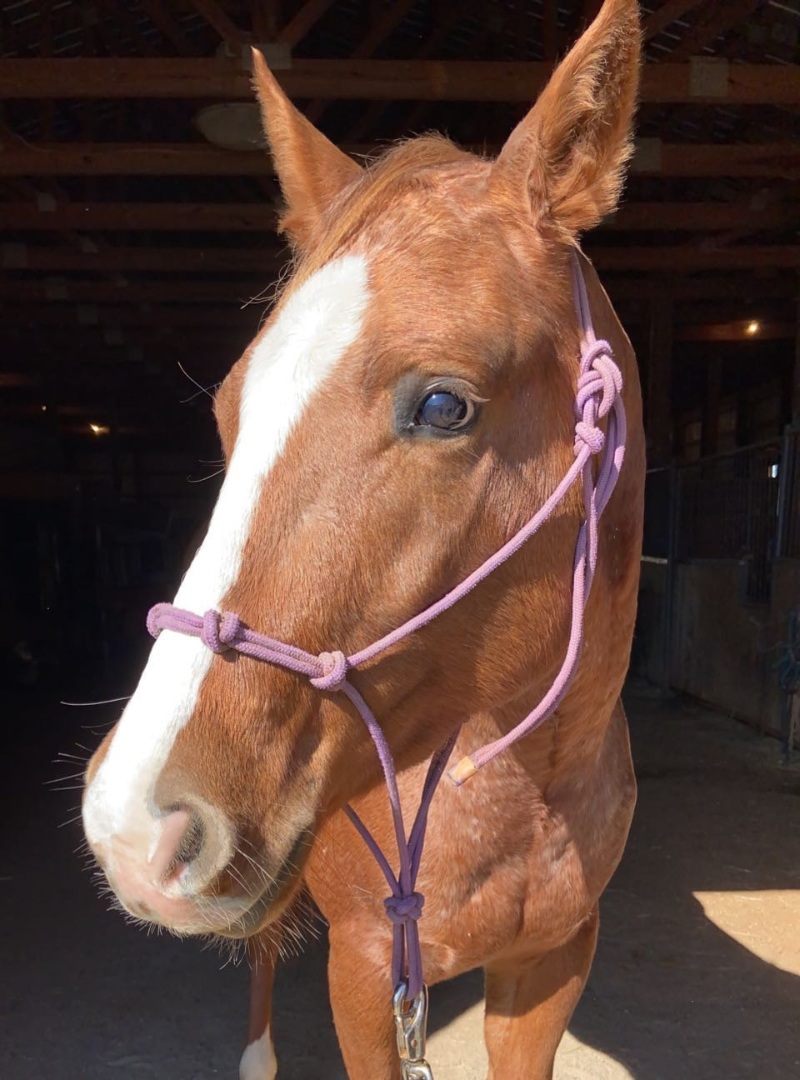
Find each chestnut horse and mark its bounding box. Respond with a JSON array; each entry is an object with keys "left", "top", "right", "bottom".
[{"left": 82, "top": 1, "right": 644, "bottom": 1076}]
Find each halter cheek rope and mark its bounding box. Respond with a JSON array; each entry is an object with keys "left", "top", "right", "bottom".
[{"left": 147, "top": 254, "right": 626, "bottom": 1078}]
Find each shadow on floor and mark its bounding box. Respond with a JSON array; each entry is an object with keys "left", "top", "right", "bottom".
[{"left": 1, "top": 684, "right": 798, "bottom": 1079}]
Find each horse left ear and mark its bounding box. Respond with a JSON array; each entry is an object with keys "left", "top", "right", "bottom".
[
  {"left": 490, "top": 0, "right": 641, "bottom": 239},
  {"left": 251, "top": 49, "right": 363, "bottom": 252}
]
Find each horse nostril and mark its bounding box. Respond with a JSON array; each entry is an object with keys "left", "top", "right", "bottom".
[
  {"left": 147, "top": 808, "right": 198, "bottom": 882},
  {"left": 175, "top": 813, "right": 205, "bottom": 867},
  {"left": 139, "top": 801, "right": 233, "bottom": 899}
]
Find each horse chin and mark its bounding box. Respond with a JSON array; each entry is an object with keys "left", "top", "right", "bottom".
[{"left": 218, "top": 828, "right": 312, "bottom": 940}]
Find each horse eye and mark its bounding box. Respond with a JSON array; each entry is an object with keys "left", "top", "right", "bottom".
[{"left": 414, "top": 390, "right": 475, "bottom": 431}]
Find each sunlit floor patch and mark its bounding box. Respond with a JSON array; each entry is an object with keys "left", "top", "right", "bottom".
[
  {"left": 555, "top": 1031, "right": 635, "bottom": 1079},
  {"left": 424, "top": 997, "right": 636, "bottom": 1079},
  {"left": 694, "top": 890, "right": 800, "bottom": 976},
  {"left": 426, "top": 999, "right": 486, "bottom": 1079}
]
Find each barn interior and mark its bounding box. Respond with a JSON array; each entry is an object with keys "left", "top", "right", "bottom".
[{"left": 1, "top": 2, "right": 799, "bottom": 1078}]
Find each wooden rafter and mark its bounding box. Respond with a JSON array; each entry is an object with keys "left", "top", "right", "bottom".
[
  {"left": 252, "top": 1, "right": 281, "bottom": 41},
  {"left": 542, "top": 0, "right": 559, "bottom": 61},
  {"left": 189, "top": 0, "right": 250, "bottom": 45},
  {"left": 275, "top": 0, "right": 337, "bottom": 48},
  {"left": 592, "top": 246, "right": 800, "bottom": 272},
  {"left": 346, "top": 0, "right": 486, "bottom": 142},
  {"left": 0, "top": 200, "right": 795, "bottom": 234},
  {"left": 140, "top": 0, "right": 198, "bottom": 57},
  {"left": 0, "top": 246, "right": 284, "bottom": 273},
  {"left": 677, "top": 320, "right": 795, "bottom": 342},
  {"left": 1, "top": 276, "right": 796, "bottom": 309},
  {"left": 304, "top": 0, "right": 418, "bottom": 126},
  {"left": 1, "top": 59, "right": 799, "bottom": 104},
  {"left": 3, "top": 305, "right": 259, "bottom": 328},
  {"left": 643, "top": 0, "right": 705, "bottom": 43},
  {"left": 0, "top": 202, "right": 278, "bottom": 231},
  {"left": 611, "top": 201, "right": 798, "bottom": 231},
  {"left": 1, "top": 141, "right": 796, "bottom": 178},
  {"left": 0, "top": 280, "right": 268, "bottom": 305},
  {"left": 10, "top": 300, "right": 791, "bottom": 333},
  {"left": 606, "top": 276, "right": 798, "bottom": 301},
  {"left": 2, "top": 243, "right": 797, "bottom": 274},
  {"left": 669, "top": 0, "right": 762, "bottom": 61}
]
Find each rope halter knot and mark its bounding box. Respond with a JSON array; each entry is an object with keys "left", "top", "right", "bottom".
[
  {"left": 573, "top": 338, "right": 622, "bottom": 458},
  {"left": 384, "top": 891, "right": 425, "bottom": 925},
  {"left": 201, "top": 609, "right": 241, "bottom": 653},
  {"left": 310, "top": 649, "right": 349, "bottom": 692}
]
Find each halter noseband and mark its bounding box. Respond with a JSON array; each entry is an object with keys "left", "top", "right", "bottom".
[{"left": 146, "top": 252, "right": 626, "bottom": 1063}]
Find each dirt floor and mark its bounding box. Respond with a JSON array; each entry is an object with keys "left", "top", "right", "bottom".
[{"left": 2, "top": 679, "right": 799, "bottom": 1079}]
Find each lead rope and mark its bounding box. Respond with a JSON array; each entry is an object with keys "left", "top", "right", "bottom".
[{"left": 146, "top": 252, "right": 626, "bottom": 1078}]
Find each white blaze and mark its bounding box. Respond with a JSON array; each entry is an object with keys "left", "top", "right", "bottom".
[{"left": 84, "top": 255, "right": 371, "bottom": 848}]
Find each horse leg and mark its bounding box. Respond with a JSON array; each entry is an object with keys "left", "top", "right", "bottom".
[
  {"left": 327, "top": 928, "right": 401, "bottom": 1080},
  {"left": 483, "top": 908, "right": 599, "bottom": 1080},
  {"left": 239, "top": 936, "right": 279, "bottom": 1080}
]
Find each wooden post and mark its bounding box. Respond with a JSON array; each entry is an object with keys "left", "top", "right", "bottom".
[
  {"left": 793, "top": 276, "right": 800, "bottom": 425},
  {"left": 702, "top": 354, "right": 722, "bottom": 456},
  {"left": 647, "top": 291, "right": 674, "bottom": 465}
]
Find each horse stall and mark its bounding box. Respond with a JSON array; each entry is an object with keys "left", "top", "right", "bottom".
[{"left": 1, "top": 3, "right": 798, "bottom": 1079}]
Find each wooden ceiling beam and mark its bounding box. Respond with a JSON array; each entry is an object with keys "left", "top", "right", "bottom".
[
  {"left": 0, "top": 202, "right": 278, "bottom": 231},
  {"left": 541, "top": 0, "right": 559, "bottom": 61},
  {"left": 275, "top": 0, "right": 337, "bottom": 47},
  {"left": 251, "top": 1, "right": 280, "bottom": 41},
  {"left": 0, "top": 279, "right": 270, "bottom": 304},
  {"left": 1, "top": 325, "right": 250, "bottom": 358},
  {"left": 5, "top": 304, "right": 261, "bottom": 328},
  {"left": 605, "top": 275, "right": 797, "bottom": 301},
  {"left": 624, "top": 299, "right": 792, "bottom": 324},
  {"left": 0, "top": 144, "right": 278, "bottom": 176},
  {"left": 189, "top": 0, "right": 251, "bottom": 44},
  {"left": 139, "top": 0, "right": 198, "bottom": 57},
  {"left": 610, "top": 201, "right": 798, "bottom": 231},
  {"left": 1, "top": 59, "right": 798, "bottom": 104},
  {"left": 630, "top": 142, "right": 800, "bottom": 179},
  {"left": 676, "top": 320, "right": 795, "bottom": 342},
  {"left": 1, "top": 141, "right": 797, "bottom": 178},
  {"left": 0, "top": 246, "right": 285, "bottom": 273},
  {"left": 669, "top": 0, "right": 762, "bottom": 62},
  {"left": 0, "top": 200, "right": 794, "bottom": 234},
  {"left": 2, "top": 243, "right": 797, "bottom": 274},
  {"left": 304, "top": 0, "right": 418, "bottom": 126},
  {"left": 643, "top": 1, "right": 706, "bottom": 43},
  {"left": 7, "top": 299, "right": 792, "bottom": 330},
  {"left": 592, "top": 246, "right": 800, "bottom": 272},
  {"left": 1, "top": 274, "right": 795, "bottom": 309},
  {"left": 343, "top": 0, "right": 470, "bottom": 143}
]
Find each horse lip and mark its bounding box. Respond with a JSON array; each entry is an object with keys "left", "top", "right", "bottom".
[{"left": 218, "top": 827, "right": 312, "bottom": 938}]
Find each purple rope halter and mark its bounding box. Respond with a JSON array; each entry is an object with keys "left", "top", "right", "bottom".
[{"left": 146, "top": 252, "right": 626, "bottom": 1002}]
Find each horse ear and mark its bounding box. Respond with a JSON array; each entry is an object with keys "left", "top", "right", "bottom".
[
  {"left": 251, "top": 49, "right": 363, "bottom": 251},
  {"left": 490, "top": 0, "right": 641, "bottom": 239}
]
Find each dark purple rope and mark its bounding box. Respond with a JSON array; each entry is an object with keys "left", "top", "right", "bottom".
[{"left": 145, "top": 252, "right": 626, "bottom": 1000}]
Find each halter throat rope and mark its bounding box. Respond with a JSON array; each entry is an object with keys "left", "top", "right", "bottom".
[{"left": 146, "top": 252, "right": 626, "bottom": 1008}]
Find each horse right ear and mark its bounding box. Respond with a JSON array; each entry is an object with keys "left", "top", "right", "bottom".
[
  {"left": 490, "top": 0, "right": 641, "bottom": 240},
  {"left": 251, "top": 50, "right": 363, "bottom": 252}
]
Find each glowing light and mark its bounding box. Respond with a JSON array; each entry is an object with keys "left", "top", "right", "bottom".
[
  {"left": 41, "top": 405, "right": 47, "bottom": 412},
  {"left": 89, "top": 423, "right": 110, "bottom": 435},
  {"left": 745, "top": 320, "right": 760, "bottom": 336}
]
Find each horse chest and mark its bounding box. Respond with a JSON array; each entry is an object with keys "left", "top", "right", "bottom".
[{"left": 306, "top": 753, "right": 598, "bottom": 983}]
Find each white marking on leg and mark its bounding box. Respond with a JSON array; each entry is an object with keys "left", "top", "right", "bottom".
[
  {"left": 84, "top": 255, "right": 371, "bottom": 851},
  {"left": 239, "top": 1029, "right": 278, "bottom": 1080}
]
